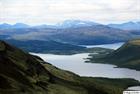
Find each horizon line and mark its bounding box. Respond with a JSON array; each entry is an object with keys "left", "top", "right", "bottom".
[{"left": 0, "top": 20, "right": 140, "bottom": 26}]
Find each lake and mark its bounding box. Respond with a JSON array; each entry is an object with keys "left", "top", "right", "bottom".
[
  {"left": 32, "top": 53, "right": 140, "bottom": 82},
  {"left": 81, "top": 42, "right": 124, "bottom": 50},
  {"left": 31, "top": 42, "right": 140, "bottom": 90}
]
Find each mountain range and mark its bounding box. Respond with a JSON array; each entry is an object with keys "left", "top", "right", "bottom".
[
  {"left": 0, "top": 20, "right": 139, "bottom": 30},
  {"left": 8, "top": 24, "right": 140, "bottom": 45},
  {"left": 108, "top": 21, "right": 140, "bottom": 30},
  {"left": 0, "top": 20, "right": 140, "bottom": 46},
  {"left": 0, "top": 23, "right": 30, "bottom": 29}
]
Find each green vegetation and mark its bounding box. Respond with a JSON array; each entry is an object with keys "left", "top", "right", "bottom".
[
  {"left": 87, "top": 39, "right": 140, "bottom": 70},
  {"left": 43, "top": 63, "right": 140, "bottom": 94},
  {"left": 0, "top": 40, "right": 139, "bottom": 94}
]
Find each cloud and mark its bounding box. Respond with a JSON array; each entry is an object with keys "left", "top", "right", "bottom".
[{"left": 0, "top": 0, "right": 139, "bottom": 25}]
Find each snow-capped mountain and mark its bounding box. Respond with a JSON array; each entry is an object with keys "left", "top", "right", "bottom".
[{"left": 55, "top": 20, "right": 100, "bottom": 28}]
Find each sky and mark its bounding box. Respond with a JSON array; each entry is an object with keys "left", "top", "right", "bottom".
[{"left": 0, "top": 0, "right": 140, "bottom": 25}]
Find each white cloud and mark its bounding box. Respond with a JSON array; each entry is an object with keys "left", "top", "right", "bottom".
[{"left": 0, "top": 0, "right": 139, "bottom": 25}]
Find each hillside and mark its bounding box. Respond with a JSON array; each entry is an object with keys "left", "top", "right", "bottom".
[
  {"left": 88, "top": 39, "right": 140, "bottom": 70},
  {"left": 0, "top": 40, "right": 139, "bottom": 94},
  {"left": 5, "top": 39, "right": 86, "bottom": 54},
  {"left": 0, "top": 39, "right": 113, "bottom": 55}
]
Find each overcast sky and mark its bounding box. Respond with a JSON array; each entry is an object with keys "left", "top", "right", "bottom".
[{"left": 0, "top": 0, "right": 140, "bottom": 25}]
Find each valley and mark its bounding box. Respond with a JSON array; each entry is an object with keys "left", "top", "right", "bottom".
[
  {"left": 0, "top": 0, "right": 140, "bottom": 93},
  {"left": 0, "top": 40, "right": 139, "bottom": 94},
  {"left": 0, "top": 21, "right": 140, "bottom": 94}
]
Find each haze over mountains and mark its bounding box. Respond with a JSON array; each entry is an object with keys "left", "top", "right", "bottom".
[
  {"left": 0, "top": 20, "right": 140, "bottom": 30},
  {"left": 0, "top": 0, "right": 140, "bottom": 93},
  {"left": 108, "top": 21, "right": 140, "bottom": 30},
  {"left": 0, "top": 20, "right": 140, "bottom": 51},
  {"left": 0, "top": 23, "right": 30, "bottom": 29},
  {"left": 0, "top": 20, "right": 140, "bottom": 93}
]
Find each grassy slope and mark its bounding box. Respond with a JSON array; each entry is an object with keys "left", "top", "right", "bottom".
[
  {"left": 43, "top": 63, "right": 140, "bottom": 94},
  {"left": 0, "top": 40, "right": 139, "bottom": 94},
  {"left": 88, "top": 39, "right": 140, "bottom": 70}
]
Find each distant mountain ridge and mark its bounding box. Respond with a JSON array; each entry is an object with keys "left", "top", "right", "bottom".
[
  {"left": 0, "top": 20, "right": 140, "bottom": 45},
  {"left": 0, "top": 20, "right": 100, "bottom": 29},
  {"left": 0, "top": 23, "right": 30, "bottom": 29},
  {"left": 0, "top": 20, "right": 139, "bottom": 30},
  {"left": 11, "top": 24, "right": 138, "bottom": 45},
  {"left": 108, "top": 21, "right": 140, "bottom": 30},
  {"left": 55, "top": 20, "right": 100, "bottom": 28}
]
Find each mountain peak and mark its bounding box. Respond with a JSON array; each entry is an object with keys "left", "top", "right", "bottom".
[
  {"left": 13, "top": 23, "right": 29, "bottom": 28},
  {"left": 56, "top": 20, "right": 99, "bottom": 28}
]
